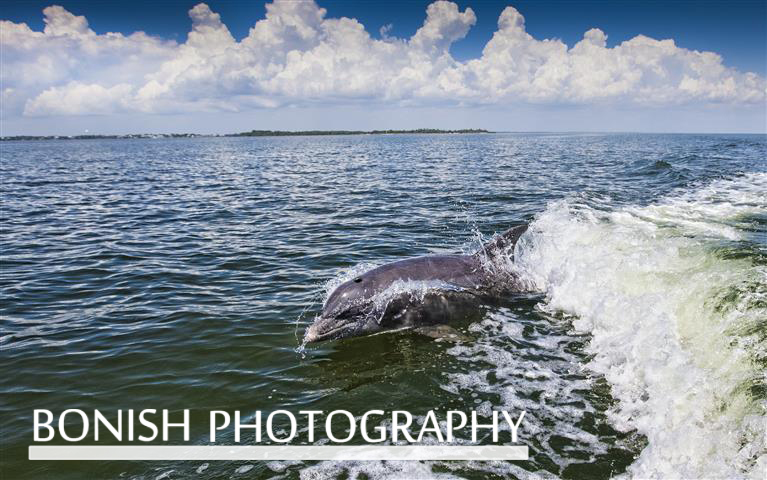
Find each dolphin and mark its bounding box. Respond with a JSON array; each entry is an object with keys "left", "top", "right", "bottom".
[{"left": 303, "top": 224, "right": 528, "bottom": 343}]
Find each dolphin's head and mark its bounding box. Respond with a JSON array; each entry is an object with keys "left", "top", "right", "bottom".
[{"left": 303, "top": 275, "right": 384, "bottom": 343}]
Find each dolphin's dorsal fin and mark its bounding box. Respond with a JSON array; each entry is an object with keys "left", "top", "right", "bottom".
[{"left": 475, "top": 224, "right": 528, "bottom": 260}]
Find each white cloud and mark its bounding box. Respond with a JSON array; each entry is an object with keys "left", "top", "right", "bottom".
[
  {"left": 24, "top": 82, "right": 134, "bottom": 115},
  {"left": 410, "top": 1, "right": 476, "bottom": 55},
  {"left": 1, "top": 0, "right": 764, "bottom": 118}
]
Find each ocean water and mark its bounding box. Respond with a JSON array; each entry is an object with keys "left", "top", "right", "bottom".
[{"left": 1, "top": 133, "right": 765, "bottom": 479}]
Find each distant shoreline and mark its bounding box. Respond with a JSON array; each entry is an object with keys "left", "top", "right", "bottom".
[{"left": 0, "top": 129, "right": 491, "bottom": 141}]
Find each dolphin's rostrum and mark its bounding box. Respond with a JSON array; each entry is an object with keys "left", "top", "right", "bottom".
[{"left": 304, "top": 224, "right": 528, "bottom": 343}]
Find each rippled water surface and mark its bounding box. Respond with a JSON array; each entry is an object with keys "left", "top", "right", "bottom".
[{"left": 1, "top": 133, "right": 765, "bottom": 479}]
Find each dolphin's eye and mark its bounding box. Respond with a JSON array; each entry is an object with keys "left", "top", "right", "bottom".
[{"left": 354, "top": 278, "right": 362, "bottom": 283}]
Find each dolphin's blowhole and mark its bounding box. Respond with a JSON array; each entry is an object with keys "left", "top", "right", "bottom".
[{"left": 353, "top": 278, "right": 362, "bottom": 283}]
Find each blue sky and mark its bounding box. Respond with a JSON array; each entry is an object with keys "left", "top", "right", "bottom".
[{"left": 2, "top": 1, "right": 765, "bottom": 134}]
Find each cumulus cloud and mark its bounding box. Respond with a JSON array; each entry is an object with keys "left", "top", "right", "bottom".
[
  {"left": 24, "top": 82, "right": 134, "bottom": 115},
  {"left": 1, "top": 0, "right": 764, "bottom": 117}
]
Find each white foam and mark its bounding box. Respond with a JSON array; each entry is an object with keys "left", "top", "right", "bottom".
[
  {"left": 298, "top": 460, "right": 464, "bottom": 480},
  {"left": 515, "top": 172, "right": 767, "bottom": 479},
  {"left": 443, "top": 311, "right": 609, "bottom": 469},
  {"left": 234, "top": 464, "right": 254, "bottom": 474}
]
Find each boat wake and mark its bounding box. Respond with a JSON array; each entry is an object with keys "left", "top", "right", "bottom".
[{"left": 515, "top": 173, "right": 766, "bottom": 478}]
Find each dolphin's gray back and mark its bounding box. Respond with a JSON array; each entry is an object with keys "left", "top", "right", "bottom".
[
  {"left": 323, "top": 226, "right": 530, "bottom": 316},
  {"left": 322, "top": 255, "right": 484, "bottom": 316},
  {"left": 363, "top": 254, "right": 484, "bottom": 289}
]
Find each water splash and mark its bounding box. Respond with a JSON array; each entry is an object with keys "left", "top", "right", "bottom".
[{"left": 515, "top": 173, "right": 767, "bottom": 479}]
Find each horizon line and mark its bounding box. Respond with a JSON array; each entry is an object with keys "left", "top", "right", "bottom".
[{"left": 2, "top": 129, "right": 766, "bottom": 140}]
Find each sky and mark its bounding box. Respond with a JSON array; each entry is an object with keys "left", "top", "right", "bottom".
[{"left": 1, "top": 0, "right": 766, "bottom": 135}]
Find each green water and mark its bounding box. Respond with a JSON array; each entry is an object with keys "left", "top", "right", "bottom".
[{"left": 1, "top": 133, "right": 765, "bottom": 479}]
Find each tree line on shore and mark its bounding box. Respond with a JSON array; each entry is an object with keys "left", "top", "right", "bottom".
[{"left": 1, "top": 129, "right": 491, "bottom": 141}]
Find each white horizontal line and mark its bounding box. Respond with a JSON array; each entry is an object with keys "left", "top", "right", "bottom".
[{"left": 29, "top": 445, "right": 528, "bottom": 461}]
